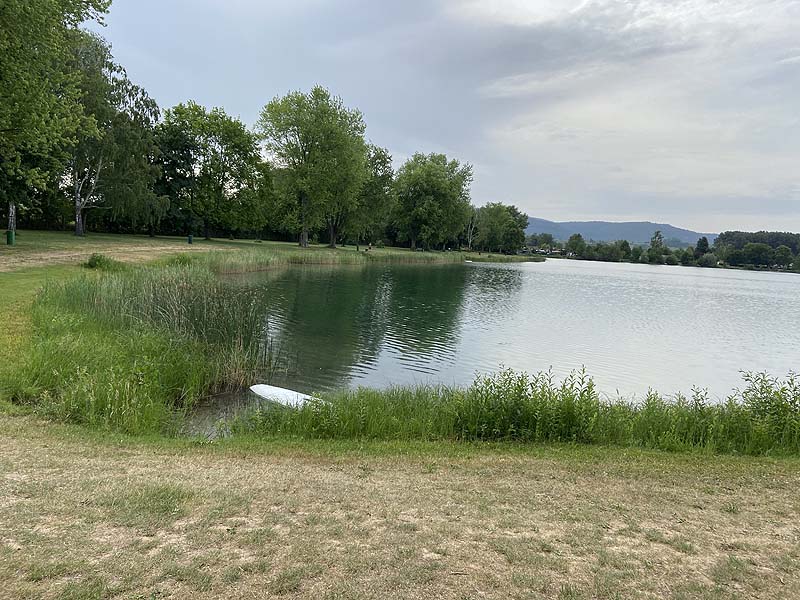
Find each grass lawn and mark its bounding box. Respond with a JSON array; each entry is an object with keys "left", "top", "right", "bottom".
[{"left": 0, "top": 418, "right": 799, "bottom": 599}]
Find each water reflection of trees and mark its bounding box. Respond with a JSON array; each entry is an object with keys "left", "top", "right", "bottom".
[
  {"left": 250, "top": 263, "right": 472, "bottom": 391},
  {"left": 383, "top": 264, "right": 469, "bottom": 357}
]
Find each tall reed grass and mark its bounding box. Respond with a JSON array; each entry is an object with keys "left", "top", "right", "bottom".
[
  {"left": 160, "top": 246, "right": 536, "bottom": 275},
  {"left": 233, "top": 369, "right": 800, "bottom": 456},
  {"left": 10, "top": 263, "right": 277, "bottom": 434}
]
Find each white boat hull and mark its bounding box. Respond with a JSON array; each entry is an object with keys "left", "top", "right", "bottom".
[{"left": 249, "top": 384, "right": 313, "bottom": 408}]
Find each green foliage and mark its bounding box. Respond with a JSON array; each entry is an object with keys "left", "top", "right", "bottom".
[
  {"left": 354, "top": 144, "right": 395, "bottom": 244},
  {"left": 63, "top": 31, "right": 161, "bottom": 235},
  {"left": 0, "top": 0, "right": 109, "bottom": 185},
  {"left": 235, "top": 369, "right": 800, "bottom": 455},
  {"left": 393, "top": 153, "right": 473, "bottom": 250},
  {"left": 743, "top": 242, "right": 774, "bottom": 266},
  {"left": 694, "top": 236, "right": 710, "bottom": 258},
  {"left": 647, "top": 230, "right": 665, "bottom": 264},
  {"left": 9, "top": 264, "right": 278, "bottom": 433},
  {"left": 82, "top": 253, "right": 124, "bottom": 271},
  {"left": 565, "top": 233, "right": 586, "bottom": 256},
  {"left": 716, "top": 230, "right": 800, "bottom": 254},
  {"left": 157, "top": 102, "right": 261, "bottom": 237},
  {"left": 537, "top": 233, "right": 555, "bottom": 250},
  {"left": 774, "top": 245, "right": 793, "bottom": 269},
  {"left": 474, "top": 202, "right": 529, "bottom": 253},
  {"left": 697, "top": 253, "right": 718, "bottom": 268},
  {"left": 257, "top": 86, "right": 368, "bottom": 247}
]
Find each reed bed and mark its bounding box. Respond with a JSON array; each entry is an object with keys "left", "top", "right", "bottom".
[
  {"left": 10, "top": 263, "right": 277, "bottom": 434},
  {"left": 233, "top": 369, "right": 800, "bottom": 456},
  {"left": 159, "top": 246, "right": 536, "bottom": 275}
]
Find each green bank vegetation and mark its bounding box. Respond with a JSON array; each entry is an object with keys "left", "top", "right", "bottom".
[
  {"left": 4, "top": 251, "right": 799, "bottom": 456},
  {"left": 533, "top": 229, "right": 800, "bottom": 272},
  {"left": 234, "top": 369, "right": 800, "bottom": 456}
]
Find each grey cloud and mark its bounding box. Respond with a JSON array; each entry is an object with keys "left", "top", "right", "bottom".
[{"left": 96, "top": 0, "right": 800, "bottom": 232}]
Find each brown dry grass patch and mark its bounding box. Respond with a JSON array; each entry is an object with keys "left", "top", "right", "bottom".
[{"left": 1, "top": 417, "right": 799, "bottom": 599}]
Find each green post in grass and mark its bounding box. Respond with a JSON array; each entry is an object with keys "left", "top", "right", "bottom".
[{"left": 5, "top": 230, "right": 15, "bottom": 246}]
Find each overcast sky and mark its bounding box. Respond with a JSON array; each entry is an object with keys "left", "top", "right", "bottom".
[{"left": 97, "top": 0, "right": 800, "bottom": 232}]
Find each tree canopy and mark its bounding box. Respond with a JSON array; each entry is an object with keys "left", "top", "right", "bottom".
[
  {"left": 257, "top": 86, "right": 367, "bottom": 247},
  {"left": 393, "top": 153, "right": 472, "bottom": 250}
]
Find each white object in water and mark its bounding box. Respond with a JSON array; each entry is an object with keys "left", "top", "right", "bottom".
[
  {"left": 464, "top": 260, "right": 474, "bottom": 263},
  {"left": 249, "top": 384, "right": 313, "bottom": 408}
]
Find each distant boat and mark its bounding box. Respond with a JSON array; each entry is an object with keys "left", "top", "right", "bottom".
[
  {"left": 249, "top": 384, "right": 313, "bottom": 408},
  {"left": 464, "top": 260, "right": 474, "bottom": 263}
]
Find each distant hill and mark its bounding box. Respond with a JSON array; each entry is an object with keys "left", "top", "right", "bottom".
[{"left": 526, "top": 217, "right": 717, "bottom": 246}]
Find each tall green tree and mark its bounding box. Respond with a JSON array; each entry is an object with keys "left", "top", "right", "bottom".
[
  {"left": 1, "top": 0, "right": 110, "bottom": 231},
  {"left": 64, "top": 32, "right": 160, "bottom": 236},
  {"left": 565, "top": 233, "right": 586, "bottom": 257},
  {"left": 475, "top": 203, "right": 528, "bottom": 253},
  {"left": 743, "top": 242, "right": 774, "bottom": 266},
  {"left": 647, "top": 230, "right": 665, "bottom": 264},
  {"left": 393, "top": 153, "right": 472, "bottom": 250},
  {"left": 694, "top": 236, "right": 710, "bottom": 259},
  {"left": 257, "top": 86, "right": 367, "bottom": 247},
  {"left": 157, "top": 102, "right": 260, "bottom": 237},
  {"left": 774, "top": 245, "right": 794, "bottom": 269},
  {"left": 538, "top": 233, "right": 555, "bottom": 252}
]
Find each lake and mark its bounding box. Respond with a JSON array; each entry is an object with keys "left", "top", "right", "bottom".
[{"left": 233, "top": 259, "right": 800, "bottom": 400}]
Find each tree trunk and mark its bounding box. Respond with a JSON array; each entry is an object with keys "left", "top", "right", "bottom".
[
  {"left": 299, "top": 228, "right": 309, "bottom": 248},
  {"left": 328, "top": 221, "right": 337, "bottom": 249},
  {"left": 148, "top": 222, "right": 155, "bottom": 238},
  {"left": 75, "top": 206, "right": 85, "bottom": 236},
  {"left": 7, "top": 201, "right": 16, "bottom": 232},
  {"left": 410, "top": 235, "right": 416, "bottom": 251},
  {"left": 204, "top": 219, "right": 210, "bottom": 240}
]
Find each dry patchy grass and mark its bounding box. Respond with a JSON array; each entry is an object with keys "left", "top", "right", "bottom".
[
  {"left": 1, "top": 417, "right": 799, "bottom": 599},
  {"left": 0, "top": 231, "right": 240, "bottom": 272}
]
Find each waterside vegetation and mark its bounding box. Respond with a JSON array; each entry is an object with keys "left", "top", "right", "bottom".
[
  {"left": 234, "top": 369, "right": 800, "bottom": 456},
  {"left": 5, "top": 251, "right": 799, "bottom": 455},
  {"left": 531, "top": 229, "right": 800, "bottom": 273}
]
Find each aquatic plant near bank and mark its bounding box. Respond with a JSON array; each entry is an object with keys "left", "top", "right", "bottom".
[{"left": 234, "top": 369, "right": 800, "bottom": 456}]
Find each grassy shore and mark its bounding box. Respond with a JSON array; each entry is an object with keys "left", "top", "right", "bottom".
[
  {"left": 0, "top": 229, "right": 538, "bottom": 272},
  {"left": 3, "top": 239, "right": 538, "bottom": 434},
  {"left": 1, "top": 416, "right": 799, "bottom": 599},
  {"left": 5, "top": 241, "right": 800, "bottom": 454}
]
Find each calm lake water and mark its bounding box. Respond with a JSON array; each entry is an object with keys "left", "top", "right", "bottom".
[{"left": 233, "top": 259, "right": 800, "bottom": 400}]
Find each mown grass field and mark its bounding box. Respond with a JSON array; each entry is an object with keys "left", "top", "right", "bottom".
[
  {"left": 1, "top": 418, "right": 799, "bottom": 599},
  {"left": 1, "top": 232, "right": 799, "bottom": 599}
]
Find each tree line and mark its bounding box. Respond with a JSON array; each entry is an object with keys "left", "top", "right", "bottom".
[
  {"left": 1, "top": 3, "right": 528, "bottom": 251},
  {"left": 531, "top": 230, "right": 799, "bottom": 271}
]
